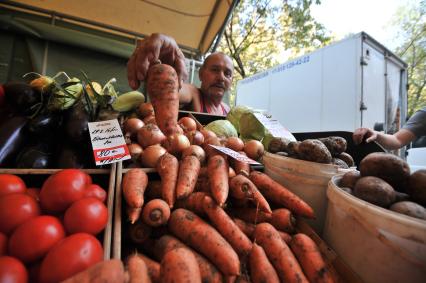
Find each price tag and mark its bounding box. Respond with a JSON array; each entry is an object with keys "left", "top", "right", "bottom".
[
  {"left": 209, "top": 145, "right": 261, "bottom": 165},
  {"left": 253, "top": 112, "right": 296, "bottom": 141},
  {"left": 88, "top": 119, "right": 131, "bottom": 166}
]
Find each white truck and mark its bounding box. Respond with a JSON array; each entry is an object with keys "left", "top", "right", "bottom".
[{"left": 236, "top": 32, "right": 408, "bottom": 135}]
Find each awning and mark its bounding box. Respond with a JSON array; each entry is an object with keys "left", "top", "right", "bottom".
[{"left": 1, "top": 0, "right": 239, "bottom": 57}]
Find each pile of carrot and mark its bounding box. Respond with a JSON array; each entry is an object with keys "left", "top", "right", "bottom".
[{"left": 114, "top": 63, "right": 338, "bottom": 283}]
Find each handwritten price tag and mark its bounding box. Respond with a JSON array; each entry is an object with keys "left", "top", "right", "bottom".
[
  {"left": 253, "top": 112, "right": 296, "bottom": 141},
  {"left": 209, "top": 145, "right": 261, "bottom": 165},
  {"left": 88, "top": 119, "right": 131, "bottom": 166}
]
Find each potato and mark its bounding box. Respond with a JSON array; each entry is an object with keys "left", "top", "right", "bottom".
[
  {"left": 332, "top": 158, "right": 349, "bottom": 169},
  {"left": 359, "top": 152, "right": 410, "bottom": 192},
  {"left": 297, "top": 139, "right": 332, "bottom": 163},
  {"left": 353, "top": 176, "right": 396, "bottom": 207},
  {"left": 338, "top": 152, "right": 355, "bottom": 167},
  {"left": 389, "top": 201, "right": 426, "bottom": 220},
  {"left": 286, "top": 141, "right": 300, "bottom": 158},
  {"left": 267, "top": 137, "right": 287, "bottom": 153},
  {"left": 407, "top": 169, "right": 426, "bottom": 206},
  {"left": 319, "top": 136, "right": 347, "bottom": 156},
  {"left": 339, "top": 171, "right": 361, "bottom": 189}
]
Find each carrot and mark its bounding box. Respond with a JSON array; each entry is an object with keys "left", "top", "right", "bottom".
[
  {"left": 228, "top": 207, "right": 272, "bottom": 224},
  {"left": 290, "top": 233, "right": 335, "bottom": 283},
  {"left": 233, "top": 217, "right": 291, "bottom": 243},
  {"left": 230, "top": 151, "right": 251, "bottom": 176},
  {"left": 278, "top": 231, "right": 292, "bottom": 244},
  {"left": 128, "top": 220, "right": 152, "bottom": 244},
  {"left": 208, "top": 155, "right": 229, "bottom": 206},
  {"left": 270, "top": 208, "right": 296, "bottom": 233},
  {"left": 154, "top": 235, "right": 223, "bottom": 283},
  {"left": 122, "top": 168, "right": 148, "bottom": 223},
  {"left": 203, "top": 195, "right": 253, "bottom": 257},
  {"left": 136, "top": 253, "right": 161, "bottom": 283},
  {"left": 229, "top": 174, "right": 271, "bottom": 213},
  {"left": 61, "top": 259, "right": 126, "bottom": 283},
  {"left": 168, "top": 208, "right": 240, "bottom": 276},
  {"left": 254, "top": 223, "right": 308, "bottom": 283},
  {"left": 249, "top": 171, "right": 315, "bottom": 218},
  {"left": 127, "top": 253, "right": 151, "bottom": 283},
  {"left": 249, "top": 243, "right": 280, "bottom": 283},
  {"left": 142, "top": 198, "right": 171, "bottom": 227},
  {"left": 156, "top": 153, "right": 179, "bottom": 208},
  {"left": 160, "top": 247, "right": 201, "bottom": 283},
  {"left": 176, "top": 155, "right": 201, "bottom": 199},
  {"left": 146, "top": 63, "right": 180, "bottom": 135},
  {"left": 174, "top": 191, "right": 208, "bottom": 216},
  {"left": 145, "top": 180, "right": 162, "bottom": 199},
  {"left": 127, "top": 207, "right": 142, "bottom": 224}
]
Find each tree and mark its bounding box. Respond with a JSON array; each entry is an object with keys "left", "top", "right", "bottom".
[
  {"left": 215, "top": 0, "right": 332, "bottom": 104},
  {"left": 392, "top": 1, "right": 426, "bottom": 117}
]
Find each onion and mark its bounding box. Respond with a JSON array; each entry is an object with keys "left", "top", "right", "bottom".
[
  {"left": 202, "top": 136, "right": 225, "bottom": 158},
  {"left": 244, "top": 140, "right": 264, "bottom": 161},
  {"left": 140, "top": 144, "right": 166, "bottom": 167},
  {"left": 185, "top": 130, "right": 204, "bottom": 146},
  {"left": 137, "top": 102, "right": 154, "bottom": 118},
  {"left": 162, "top": 133, "right": 190, "bottom": 155},
  {"left": 124, "top": 118, "right": 144, "bottom": 137},
  {"left": 137, "top": 124, "right": 166, "bottom": 148},
  {"left": 178, "top": 117, "right": 197, "bottom": 133},
  {"left": 181, "top": 145, "right": 206, "bottom": 164},
  {"left": 200, "top": 129, "right": 217, "bottom": 140},
  {"left": 128, "top": 143, "right": 143, "bottom": 161},
  {"left": 143, "top": 115, "right": 157, "bottom": 125},
  {"left": 225, "top": 137, "right": 244, "bottom": 152}
]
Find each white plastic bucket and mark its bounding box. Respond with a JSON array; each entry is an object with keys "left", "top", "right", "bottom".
[
  {"left": 263, "top": 152, "right": 352, "bottom": 235},
  {"left": 323, "top": 176, "right": 426, "bottom": 283}
]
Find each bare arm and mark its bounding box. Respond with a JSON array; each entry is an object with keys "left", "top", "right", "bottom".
[{"left": 353, "top": 128, "right": 416, "bottom": 150}]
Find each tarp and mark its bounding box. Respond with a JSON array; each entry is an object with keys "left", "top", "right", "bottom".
[{"left": 1, "top": 0, "right": 239, "bottom": 56}]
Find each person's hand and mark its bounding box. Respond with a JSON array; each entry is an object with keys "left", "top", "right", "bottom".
[
  {"left": 127, "top": 33, "right": 188, "bottom": 90},
  {"left": 353, "top": 128, "right": 378, "bottom": 145}
]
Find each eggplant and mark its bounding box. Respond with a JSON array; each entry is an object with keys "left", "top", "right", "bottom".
[
  {"left": 56, "top": 142, "right": 93, "bottom": 169},
  {"left": 16, "top": 143, "right": 52, "bottom": 169},
  {"left": 65, "top": 102, "right": 90, "bottom": 144},
  {"left": 0, "top": 116, "right": 29, "bottom": 167},
  {"left": 27, "top": 112, "right": 63, "bottom": 136},
  {"left": 4, "top": 82, "right": 41, "bottom": 114}
]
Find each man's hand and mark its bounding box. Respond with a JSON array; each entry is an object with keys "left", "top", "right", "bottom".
[
  {"left": 127, "top": 33, "right": 188, "bottom": 90},
  {"left": 353, "top": 128, "right": 378, "bottom": 145}
]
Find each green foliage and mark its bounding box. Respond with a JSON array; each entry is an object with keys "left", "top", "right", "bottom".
[
  {"left": 392, "top": 1, "right": 426, "bottom": 116},
  {"left": 215, "top": 0, "right": 332, "bottom": 105}
]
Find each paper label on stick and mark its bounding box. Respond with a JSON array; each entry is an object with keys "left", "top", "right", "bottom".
[
  {"left": 253, "top": 112, "right": 296, "bottom": 141},
  {"left": 88, "top": 119, "right": 131, "bottom": 166},
  {"left": 209, "top": 145, "right": 261, "bottom": 165}
]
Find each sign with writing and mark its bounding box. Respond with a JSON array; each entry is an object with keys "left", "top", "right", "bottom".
[
  {"left": 253, "top": 112, "right": 296, "bottom": 141},
  {"left": 209, "top": 145, "right": 261, "bottom": 165},
  {"left": 88, "top": 119, "right": 131, "bottom": 165}
]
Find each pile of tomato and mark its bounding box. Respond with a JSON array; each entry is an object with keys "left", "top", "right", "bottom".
[{"left": 0, "top": 169, "right": 109, "bottom": 283}]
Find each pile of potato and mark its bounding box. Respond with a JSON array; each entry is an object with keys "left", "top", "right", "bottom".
[
  {"left": 339, "top": 152, "right": 426, "bottom": 220},
  {"left": 268, "top": 136, "right": 355, "bottom": 168}
]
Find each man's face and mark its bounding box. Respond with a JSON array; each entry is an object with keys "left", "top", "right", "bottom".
[{"left": 199, "top": 53, "right": 233, "bottom": 101}]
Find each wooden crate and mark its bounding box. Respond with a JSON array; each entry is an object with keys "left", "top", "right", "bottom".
[{"left": 0, "top": 165, "right": 117, "bottom": 260}]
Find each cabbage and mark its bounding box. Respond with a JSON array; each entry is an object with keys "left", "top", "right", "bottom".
[
  {"left": 239, "top": 112, "right": 266, "bottom": 141},
  {"left": 226, "top": 105, "right": 252, "bottom": 133},
  {"left": 204, "top": 120, "right": 238, "bottom": 138}
]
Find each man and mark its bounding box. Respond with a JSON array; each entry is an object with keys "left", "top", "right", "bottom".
[
  {"left": 127, "top": 33, "right": 233, "bottom": 116},
  {"left": 353, "top": 107, "right": 426, "bottom": 150}
]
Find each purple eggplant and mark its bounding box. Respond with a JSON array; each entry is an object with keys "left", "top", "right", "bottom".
[{"left": 0, "top": 116, "right": 29, "bottom": 167}]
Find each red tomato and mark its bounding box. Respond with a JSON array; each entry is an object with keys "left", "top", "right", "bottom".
[
  {"left": 8, "top": 216, "right": 65, "bottom": 263},
  {"left": 64, "top": 198, "right": 108, "bottom": 235},
  {"left": 0, "top": 256, "right": 28, "bottom": 283},
  {"left": 39, "top": 169, "right": 91, "bottom": 213},
  {"left": 0, "top": 174, "right": 26, "bottom": 197},
  {"left": 0, "top": 193, "right": 40, "bottom": 235},
  {"left": 39, "top": 233, "right": 103, "bottom": 283},
  {"left": 26, "top": 188, "right": 40, "bottom": 202},
  {"left": 84, "top": 184, "right": 107, "bottom": 203},
  {"left": 0, "top": 232, "right": 7, "bottom": 256}
]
